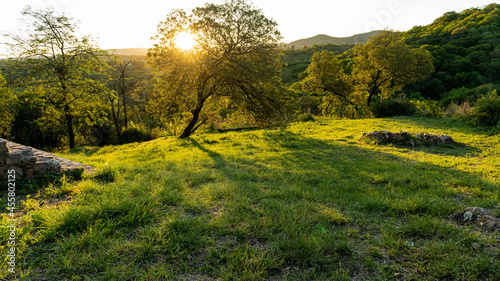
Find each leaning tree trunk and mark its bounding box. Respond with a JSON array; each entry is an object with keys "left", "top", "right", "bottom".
[
  {"left": 367, "top": 70, "right": 382, "bottom": 106},
  {"left": 180, "top": 104, "right": 204, "bottom": 138}
]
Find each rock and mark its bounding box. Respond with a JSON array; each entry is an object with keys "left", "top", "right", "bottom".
[
  {"left": 0, "top": 139, "right": 8, "bottom": 156},
  {"left": 438, "top": 135, "right": 453, "bottom": 144},
  {"left": 472, "top": 242, "right": 480, "bottom": 250},
  {"left": 1, "top": 138, "right": 94, "bottom": 180},
  {"left": 25, "top": 168, "right": 35, "bottom": 178},
  {"left": 391, "top": 133, "right": 404, "bottom": 141},
  {"left": 409, "top": 139, "right": 416, "bottom": 146},
  {"left": 453, "top": 207, "right": 500, "bottom": 232},
  {"left": 34, "top": 159, "right": 61, "bottom": 172},
  {"left": 7, "top": 166, "right": 23, "bottom": 177}
]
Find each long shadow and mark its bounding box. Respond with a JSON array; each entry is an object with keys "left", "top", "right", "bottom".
[{"left": 185, "top": 131, "right": 498, "bottom": 214}]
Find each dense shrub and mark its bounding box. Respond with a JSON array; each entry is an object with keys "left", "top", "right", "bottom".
[
  {"left": 469, "top": 90, "right": 500, "bottom": 126},
  {"left": 120, "top": 124, "right": 156, "bottom": 144},
  {"left": 297, "top": 113, "right": 315, "bottom": 122},
  {"left": 439, "top": 84, "right": 500, "bottom": 108},
  {"left": 412, "top": 99, "right": 443, "bottom": 117},
  {"left": 443, "top": 102, "right": 472, "bottom": 120},
  {"left": 370, "top": 98, "right": 418, "bottom": 118}
]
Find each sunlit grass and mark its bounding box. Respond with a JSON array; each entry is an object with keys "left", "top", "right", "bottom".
[{"left": 1, "top": 117, "right": 499, "bottom": 280}]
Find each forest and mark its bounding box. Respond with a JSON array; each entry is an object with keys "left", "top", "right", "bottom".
[{"left": 0, "top": 3, "right": 499, "bottom": 149}]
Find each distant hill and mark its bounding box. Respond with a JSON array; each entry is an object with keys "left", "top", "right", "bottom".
[
  {"left": 402, "top": 3, "right": 500, "bottom": 100},
  {"left": 287, "top": 31, "right": 380, "bottom": 49},
  {"left": 105, "top": 48, "right": 148, "bottom": 56}
]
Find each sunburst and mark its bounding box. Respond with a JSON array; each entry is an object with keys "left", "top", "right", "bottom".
[{"left": 175, "top": 32, "right": 197, "bottom": 50}]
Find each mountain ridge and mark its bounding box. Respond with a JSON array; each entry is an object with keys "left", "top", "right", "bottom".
[
  {"left": 104, "top": 31, "right": 381, "bottom": 56},
  {"left": 287, "top": 31, "right": 380, "bottom": 49}
]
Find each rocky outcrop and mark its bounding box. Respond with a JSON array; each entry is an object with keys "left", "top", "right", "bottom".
[
  {"left": 361, "top": 130, "right": 454, "bottom": 146},
  {"left": 0, "top": 138, "right": 94, "bottom": 180},
  {"left": 453, "top": 207, "right": 500, "bottom": 233}
]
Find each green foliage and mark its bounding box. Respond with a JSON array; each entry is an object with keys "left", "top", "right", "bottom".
[
  {"left": 0, "top": 72, "right": 16, "bottom": 136},
  {"left": 148, "top": 0, "right": 289, "bottom": 138},
  {"left": 301, "top": 51, "right": 357, "bottom": 118},
  {"left": 353, "top": 30, "right": 434, "bottom": 105},
  {"left": 439, "top": 84, "right": 500, "bottom": 108},
  {"left": 4, "top": 6, "right": 109, "bottom": 148},
  {"left": 119, "top": 124, "right": 157, "bottom": 144},
  {"left": 282, "top": 44, "right": 354, "bottom": 84},
  {"left": 297, "top": 113, "right": 315, "bottom": 122},
  {"left": 411, "top": 99, "right": 443, "bottom": 117},
  {"left": 469, "top": 90, "right": 500, "bottom": 126},
  {"left": 370, "top": 97, "right": 418, "bottom": 118},
  {"left": 404, "top": 4, "right": 500, "bottom": 99},
  {"left": 443, "top": 102, "right": 472, "bottom": 120}
]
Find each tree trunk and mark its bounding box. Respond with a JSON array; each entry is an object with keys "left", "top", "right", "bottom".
[
  {"left": 367, "top": 70, "right": 382, "bottom": 106},
  {"left": 66, "top": 113, "right": 75, "bottom": 149},
  {"left": 180, "top": 104, "right": 204, "bottom": 138},
  {"left": 339, "top": 98, "right": 344, "bottom": 118}
]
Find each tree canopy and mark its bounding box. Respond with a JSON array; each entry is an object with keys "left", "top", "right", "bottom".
[
  {"left": 353, "top": 31, "right": 434, "bottom": 105},
  {"left": 4, "top": 6, "right": 107, "bottom": 148},
  {"left": 148, "top": 0, "right": 290, "bottom": 138},
  {"left": 301, "top": 51, "right": 356, "bottom": 117}
]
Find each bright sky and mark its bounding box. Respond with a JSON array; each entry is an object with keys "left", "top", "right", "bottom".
[{"left": 0, "top": 0, "right": 498, "bottom": 53}]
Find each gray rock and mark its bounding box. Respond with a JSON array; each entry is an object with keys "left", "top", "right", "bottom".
[
  {"left": 0, "top": 139, "right": 8, "bottom": 156},
  {"left": 453, "top": 207, "right": 500, "bottom": 232}
]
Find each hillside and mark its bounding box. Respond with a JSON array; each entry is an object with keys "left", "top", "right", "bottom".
[
  {"left": 287, "top": 31, "right": 380, "bottom": 49},
  {"left": 402, "top": 3, "right": 500, "bottom": 100},
  {"left": 2, "top": 117, "right": 499, "bottom": 280}
]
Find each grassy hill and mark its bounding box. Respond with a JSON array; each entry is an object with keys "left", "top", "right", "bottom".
[
  {"left": 2, "top": 117, "right": 499, "bottom": 280},
  {"left": 287, "top": 31, "right": 380, "bottom": 49}
]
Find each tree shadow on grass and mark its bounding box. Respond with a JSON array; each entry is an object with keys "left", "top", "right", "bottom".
[
  {"left": 188, "top": 131, "right": 498, "bottom": 218},
  {"left": 182, "top": 131, "right": 500, "bottom": 278}
]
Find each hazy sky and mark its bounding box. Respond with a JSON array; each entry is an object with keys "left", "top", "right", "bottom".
[{"left": 1, "top": 0, "right": 498, "bottom": 52}]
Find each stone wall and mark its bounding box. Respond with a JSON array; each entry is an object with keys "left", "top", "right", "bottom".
[{"left": 0, "top": 138, "right": 94, "bottom": 180}]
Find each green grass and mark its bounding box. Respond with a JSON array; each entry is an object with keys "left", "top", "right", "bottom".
[{"left": 1, "top": 117, "right": 499, "bottom": 280}]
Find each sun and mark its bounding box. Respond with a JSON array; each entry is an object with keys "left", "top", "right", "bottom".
[{"left": 175, "top": 32, "right": 197, "bottom": 50}]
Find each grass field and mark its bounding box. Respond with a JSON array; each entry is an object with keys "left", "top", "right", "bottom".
[{"left": 1, "top": 117, "right": 500, "bottom": 280}]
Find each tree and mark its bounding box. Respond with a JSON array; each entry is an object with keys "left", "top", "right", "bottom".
[
  {"left": 148, "top": 0, "right": 289, "bottom": 138},
  {"left": 301, "top": 51, "right": 356, "bottom": 117},
  {"left": 353, "top": 31, "right": 434, "bottom": 105},
  {"left": 4, "top": 6, "right": 107, "bottom": 148},
  {"left": 0, "top": 71, "right": 16, "bottom": 136},
  {"left": 106, "top": 57, "right": 150, "bottom": 143}
]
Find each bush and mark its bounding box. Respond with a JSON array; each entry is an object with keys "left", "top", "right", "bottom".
[
  {"left": 370, "top": 97, "right": 418, "bottom": 118},
  {"left": 469, "top": 90, "right": 500, "bottom": 126},
  {"left": 297, "top": 113, "right": 315, "bottom": 122},
  {"left": 412, "top": 99, "right": 443, "bottom": 117},
  {"left": 120, "top": 124, "right": 156, "bottom": 144},
  {"left": 444, "top": 102, "right": 472, "bottom": 120}
]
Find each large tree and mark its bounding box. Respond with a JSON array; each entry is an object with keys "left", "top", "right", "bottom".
[
  {"left": 353, "top": 31, "right": 434, "bottom": 105},
  {"left": 301, "top": 51, "right": 356, "bottom": 118},
  {"left": 148, "top": 0, "right": 289, "bottom": 138},
  {"left": 5, "top": 6, "right": 107, "bottom": 148}
]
